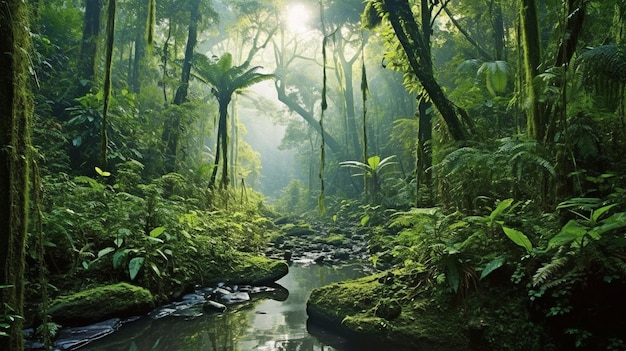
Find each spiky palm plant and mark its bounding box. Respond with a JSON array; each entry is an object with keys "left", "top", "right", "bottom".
[
  {"left": 193, "top": 53, "right": 274, "bottom": 189},
  {"left": 340, "top": 155, "right": 397, "bottom": 204}
]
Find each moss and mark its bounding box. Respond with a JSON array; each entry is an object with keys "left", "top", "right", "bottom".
[
  {"left": 307, "top": 269, "right": 470, "bottom": 350},
  {"left": 307, "top": 266, "right": 549, "bottom": 351},
  {"left": 282, "top": 223, "right": 315, "bottom": 236},
  {"left": 325, "top": 233, "right": 349, "bottom": 246},
  {"left": 49, "top": 283, "right": 154, "bottom": 327},
  {"left": 199, "top": 253, "right": 289, "bottom": 285}
]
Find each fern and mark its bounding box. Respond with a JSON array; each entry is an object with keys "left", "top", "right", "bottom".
[
  {"left": 576, "top": 44, "right": 626, "bottom": 110},
  {"left": 532, "top": 254, "right": 569, "bottom": 287}
]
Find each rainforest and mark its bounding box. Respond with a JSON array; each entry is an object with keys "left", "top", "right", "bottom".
[{"left": 1, "top": 0, "right": 626, "bottom": 350}]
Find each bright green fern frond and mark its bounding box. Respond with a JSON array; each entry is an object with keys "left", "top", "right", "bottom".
[{"left": 533, "top": 254, "right": 569, "bottom": 287}]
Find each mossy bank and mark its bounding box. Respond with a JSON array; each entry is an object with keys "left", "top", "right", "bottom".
[{"left": 307, "top": 268, "right": 543, "bottom": 351}]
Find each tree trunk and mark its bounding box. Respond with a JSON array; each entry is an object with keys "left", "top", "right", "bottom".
[
  {"left": 0, "top": 1, "right": 33, "bottom": 349},
  {"left": 384, "top": 0, "right": 468, "bottom": 141},
  {"left": 492, "top": 0, "right": 506, "bottom": 60},
  {"left": 219, "top": 98, "right": 230, "bottom": 189},
  {"left": 519, "top": 0, "right": 545, "bottom": 141},
  {"left": 275, "top": 80, "right": 344, "bottom": 155},
  {"left": 163, "top": 0, "right": 200, "bottom": 172},
  {"left": 131, "top": 3, "right": 148, "bottom": 94},
  {"left": 78, "top": 0, "right": 101, "bottom": 96}
]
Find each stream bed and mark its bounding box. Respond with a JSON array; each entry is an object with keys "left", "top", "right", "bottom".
[{"left": 78, "top": 261, "right": 390, "bottom": 351}]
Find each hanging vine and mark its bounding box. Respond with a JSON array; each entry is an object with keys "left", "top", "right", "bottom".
[{"left": 318, "top": 0, "right": 328, "bottom": 215}]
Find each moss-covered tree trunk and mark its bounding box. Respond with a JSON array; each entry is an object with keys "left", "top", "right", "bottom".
[
  {"left": 519, "top": 0, "right": 544, "bottom": 141},
  {"left": 384, "top": 0, "right": 468, "bottom": 141},
  {"left": 0, "top": 1, "right": 33, "bottom": 349}
]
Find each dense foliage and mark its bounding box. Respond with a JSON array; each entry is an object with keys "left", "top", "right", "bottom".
[{"left": 1, "top": 0, "right": 625, "bottom": 350}]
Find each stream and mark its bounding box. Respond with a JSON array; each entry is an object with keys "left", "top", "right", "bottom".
[{"left": 77, "top": 261, "right": 389, "bottom": 351}]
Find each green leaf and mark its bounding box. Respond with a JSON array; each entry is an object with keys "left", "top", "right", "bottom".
[
  {"left": 147, "top": 236, "right": 164, "bottom": 244},
  {"left": 502, "top": 227, "right": 533, "bottom": 253},
  {"left": 114, "top": 237, "right": 124, "bottom": 248},
  {"left": 548, "top": 220, "right": 587, "bottom": 249},
  {"left": 95, "top": 166, "right": 111, "bottom": 177},
  {"left": 591, "top": 204, "right": 617, "bottom": 223},
  {"left": 149, "top": 262, "right": 161, "bottom": 276},
  {"left": 155, "top": 249, "right": 168, "bottom": 261},
  {"left": 98, "top": 247, "right": 115, "bottom": 258},
  {"left": 129, "top": 257, "right": 145, "bottom": 280},
  {"left": 489, "top": 199, "right": 514, "bottom": 222},
  {"left": 82, "top": 261, "right": 89, "bottom": 270},
  {"left": 361, "top": 215, "right": 370, "bottom": 226},
  {"left": 446, "top": 260, "right": 460, "bottom": 292},
  {"left": 113, "top": 249, "right": 130, "bottom": 269},
  {"left": 149, "top": 226, "right": 166, "bottom": 238},
  {"left": 480, "top": 256, "right": 505, "bottom": 280}
]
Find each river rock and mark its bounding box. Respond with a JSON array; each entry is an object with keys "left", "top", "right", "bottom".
[
  {"left": 220, "top": 292, "right": 250, "bottom": 304},
  {"left": 49, "top": 283, "right": 154, "bottom": 327},
  {"left": 52, "top": 318, "right": 121, "bottom": 350},
  {"left": 203, "top": 300, "right": 227, "bottom": 312}
]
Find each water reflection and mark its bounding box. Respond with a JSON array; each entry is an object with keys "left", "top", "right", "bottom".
[{"left": 82, "top": 263, "right": 367, "bottom": 351}]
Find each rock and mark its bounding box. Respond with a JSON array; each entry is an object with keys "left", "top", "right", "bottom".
[
  {"left": 220, "top": 292, "right": 250, "bottom": 304},
  {"left": 52, "top": 318, "right": 121, "bottom": 350},
  {"left": 49, "top": 283, "right": 154, "bottom": 327},
  {"left": 200, "top": 254, "right": 289, "bottom": 286},
  {"left": 149, "top": 307, "right": 176, "bottom": 320},
  {"left": 213, "top": 287, "right": 232, "bottom": 296},
  {"left": 182, "top": 293, "right": 205, "bottom": 302},
  {"left": 171, "top": 307, "right": 203, "bottom": 319},
  {"left": 203, "top": 300, "right": 227, "bottom": 313}
]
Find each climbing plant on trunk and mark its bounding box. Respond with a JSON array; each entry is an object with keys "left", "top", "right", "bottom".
[{"left": 0, "top": 0, "right": 34, "bottom": 349}]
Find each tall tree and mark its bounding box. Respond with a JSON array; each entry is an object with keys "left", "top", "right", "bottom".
[
  {"left": 0, "top": 0, "right": 33, "bottom": 349},
  {"left": 271, "top": 27, "right": 344, "bottom": 155},
  {"left": 193, "top": 53, "right": 274, "bottom": 189},
  {"left": 365, "top": 0, "right": 469, "bottom": 141},
  {"left": 325, "top": 0, "right": 368, "bottom": 159},
  {"left": 161, "top": 0, "right": 205, "bottom": 172}
]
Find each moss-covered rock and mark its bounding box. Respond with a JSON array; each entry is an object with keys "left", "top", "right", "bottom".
[
  {"left": 198, "top": 253, "right": 289, "bottom": 285},
  {"left": 282, "top": 223, "right": 315, "bottom": 236},
  {"left": 307, "top": 268, "right": 546, "bottom": 351},
  {"left": 49, "top": 283, "right": 154, "bottom": 327},
  {"left": 307, "top": 269, "right": 470, "bottom": 351}
]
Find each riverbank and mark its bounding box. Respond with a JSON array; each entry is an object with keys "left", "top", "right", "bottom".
[{"left": 306, "top": 267, "right": 541, "bottom": 351}]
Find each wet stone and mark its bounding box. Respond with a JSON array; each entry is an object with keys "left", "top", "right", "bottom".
[
  {"left": 220, "top": 292, "right": 251, "bottom": 304},
  {"left": 52, "top": 318, "right": 121, "bottom": 350}
]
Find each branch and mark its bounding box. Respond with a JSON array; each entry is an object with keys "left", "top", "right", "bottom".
[{"left": 443, "top": 6, "right": 494, "bottom": 61}]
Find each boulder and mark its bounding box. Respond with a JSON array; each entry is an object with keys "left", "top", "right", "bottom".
[{"left": 49, "top": 283, "right": 154, "bottom": 327}]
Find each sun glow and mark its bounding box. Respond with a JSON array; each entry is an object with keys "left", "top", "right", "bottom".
[{"left": 285, "top": 4, "right": 311, "bottom": 33}]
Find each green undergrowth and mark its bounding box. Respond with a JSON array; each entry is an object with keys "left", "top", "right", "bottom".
[{"left": 27, "top": 166, "right": 289, "bottom": 326}]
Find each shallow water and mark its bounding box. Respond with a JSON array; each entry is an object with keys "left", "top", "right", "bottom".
[{"left": 80, "top": 262, "right": 393, "bottom": 351}]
